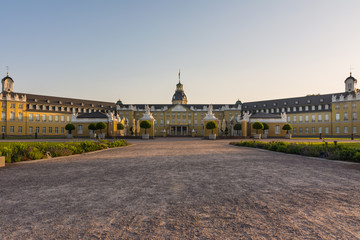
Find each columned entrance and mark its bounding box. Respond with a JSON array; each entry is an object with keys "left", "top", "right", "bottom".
[{"left": 170, "top": 126, "right": 188, "bottom": 136}]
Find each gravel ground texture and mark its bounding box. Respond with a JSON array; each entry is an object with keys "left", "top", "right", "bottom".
[{"left": 0, "top": 138, "right": 359, "bottom": 239}]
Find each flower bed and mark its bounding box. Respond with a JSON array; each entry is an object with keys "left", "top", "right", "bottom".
[
  {"left": 230, "top": 141, "right": 360, "bottom": 162},
  {"left": 0, "top": 140, "right": 129, "bottom": 163}
]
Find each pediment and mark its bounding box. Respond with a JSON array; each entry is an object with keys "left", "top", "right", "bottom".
[{"left": 170, "top": 104, "right": 188, "bottom": 112}]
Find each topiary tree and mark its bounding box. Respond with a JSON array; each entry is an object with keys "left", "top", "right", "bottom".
[
  {"left": 282, "top": 123, "right": 293, "bottom": 134},
  {"left": 224, "top": 127, "right": 229, "bottom": 136},
  {"left": 96, "top": 122, "right": 107, "bottom": 134},
  {"left": 117, "top": 123, "right": 125, "bottom": 130},
  {"left": 88, "top": 123, "right": 97, "bottom": 131},
  {"left": 65, "top": 123, "right": 75, "bottom": 134},
  {"left": 262, "top": 122, "right": 269, "bottom": 134},
  {"left": 233, "top": 123, "right": 242, "bottom": 136},
  {"left": 140, "top": 120, "right": 152, "bottom": 134},
  {"left": 206, "top": 121, "right": 218, "bottom": 134},
  {"left": 252, "top": 122, "right": 264, "bottom": 134}
]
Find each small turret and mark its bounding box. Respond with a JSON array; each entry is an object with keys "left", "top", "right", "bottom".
[{"left": 2, "top": 72, "right": 14, "bottom": 92}]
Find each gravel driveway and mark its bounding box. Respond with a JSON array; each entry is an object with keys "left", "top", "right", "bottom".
[{"left": 0, "top": 138, "right": 359, "bottom": 239}]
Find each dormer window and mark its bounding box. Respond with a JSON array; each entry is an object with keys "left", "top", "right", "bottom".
[
  {"left": 59, "top": 101, "right": 62, "bottom": 104},
  {"left": 47, "top": 100, "right": 50, "bottom": 103},
  {"left": 307, "top": 100, "right": 311, "bottom": 103},
  {"left": 295, "top": 101, "right": 299, "bottom": 104},
  {"left": 34, "top": 99, "right": 38, "bottom": 102},
  {"left": 284, "top": 102, "right": 287, "bottom": 105},
  {"left": 320, "top": 98, "right": 324, "bottom": 103},
  {"left": 70, "top": 102, "right": 73, "bottom": 105}
]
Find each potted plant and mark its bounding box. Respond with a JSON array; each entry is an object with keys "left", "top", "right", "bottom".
[
  {"left": 88, "top": 123, "right": 97, "bottom": 138},
  {"left": 65, "top": 123, "right": 75, "bottom": 139},
  {"left": 262, "top": 123, "right": 269, "bottom": 139},
  {"left": 117, "top": 123, "right": 125, "bottom": 137},
  {"left": 233, "top": 123, "right": 242, "bottom": 136},
  {"left": 282, "top": 123, "right": 293, "bottom": 139},
  {"left": 252, "top": 122, "right": 264, "bottom": 139},
  {"left": 96, "top": 122, "right": 107, "bottom": 139},
  {"left": 140, "top": 120, "right": 152, "bottom": 139},
  {"left": 206, "top": 121, "right": 218, "bottom": 140}
]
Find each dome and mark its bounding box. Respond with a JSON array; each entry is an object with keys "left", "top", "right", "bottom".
[
  {"left": 345, "top": 73, "right": 357, "bottom": 83},
  {"left": 172, "top": 91, "right": 187, "bottom": 101},
  {"left": 1, "top": 75, "right": 14, "bottom": 83},
  {"left": 116, "top": 99, "right": 123, "bottom": 105},
  {"left": 235, "top": 99, "right": 242, "bottom": 105}
]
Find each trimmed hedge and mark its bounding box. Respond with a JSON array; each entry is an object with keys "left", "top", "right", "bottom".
[
  {"left": 0, "top": 140, "right": 129, "bottom": 163},
  {"left": 230, "top": 141, "right": 360, "bottom": 162}
]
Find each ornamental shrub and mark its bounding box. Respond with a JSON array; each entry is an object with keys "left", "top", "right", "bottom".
[
  {"left": 262, "top": 123, "right": 269, "bottom": 133},
  {"left": 282, "top": 124, "right": 293, "bottom": 134},
  {"left": 117, "top": 123, "right": 125, "bottom": 130},
  {"left": 96, "top": 122, "right": 107, "bottom": 134},
  {"left": 65, "top": 124, "right": 75, "bottom": 134},
  {"left": 252, "top": 122, "right": 264, "bottom": 134},
  {"left": 233, "top": 123, "right": 241, "bottom": 135},
  {"left": 140, "top": 120, "right": 152, "bottom": 134},
  {"left": 205, "top": 121, "right": 218, "bottom": 134},
  {"left": 88, "top": 123, "right": 97, "bottom": 131}
]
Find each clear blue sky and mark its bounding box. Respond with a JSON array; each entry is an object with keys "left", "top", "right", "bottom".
[{"left": 1, "top": 0, "right": 360, "bottom": 104}]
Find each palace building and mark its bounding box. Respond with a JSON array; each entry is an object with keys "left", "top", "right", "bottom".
[{"left": 0, "top": 71, "right": 359, "bottom": 138}]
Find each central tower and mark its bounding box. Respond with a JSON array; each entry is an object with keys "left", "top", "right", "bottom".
[{"left": 172, "top": 71, "right": 188, "bottom": 104}]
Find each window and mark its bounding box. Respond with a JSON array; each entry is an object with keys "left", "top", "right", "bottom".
[
  {"left": 55, "top": 116, "right": 59, "bottom": 122},
  {"left": 42, "top": 114, "right": 46, "bottom": 122},
  {"left": 78, "top": 125, "right": 83, "bottom": 134},
  {"left": 325, "top": 104, "right": 329, "bottom": 110},
  {"left": 352, "top": 112, "right": 357, "bottom": 120},
  {"left": 1, "top": 102, "right": 6, "bottom": 108},
  {"left": 343, "top": 104, "right": 348, "bottom": 110},
  {"left": 177, "top": 119, "right": 180, "bottom": 124},
  {"left": 36, "top": 114, "right": 40, "bottom": 121},
  {"left": 42, "top": 127, "right": 46, "bottom": 134},
  {"left": 19, "top": 104, "right": 23, "bottom": 109},
  {"left": 344, "top": 112, "right": 348, "bottom": 121},
  {"left": 49, "top": 127, "right": 52, "bottom": 134},
  {"left": 344, "top": 126, "right": 349, "bottom": 134},
  {"left": 353, "top": 127, "right": 357, "bottom": 134},
  {"left": 318, "top": 115, "right": 322, "bottom": 122},
  {"left": 160, "top": 119, "right": 164, "bottom": 125},
  {"left": 293, "top": 107, "right": 296, "bottom": 112},
  {"left": 10, "top": 126, "right": 14, "bottom": 133},
  {"left": 287, "top": 107, "right": 290, "bottom": 112},
  {"left": 271, "top": 109, "right": 274, "bottom": 113},
  {"left": 18, "top": 126, "right": 22, "bottom": 133},
  {"left": 311, "top": 115, "right": 315, "bottom": 122},
  {"left": 36, "top": 127, "right": 39, "bottom": 133},
  {"left": 299, "top": 127, "right": 303, "bottom": 134},
  {"left": 299, "top": 116, "right": 303, "bottom": 123},
  {"left": 293, "top": 127, "right": 297, "bottom": 134},
  {"left": 305, "top": 115, "right": 309, "bottom": 123},
  {"left": 1, "top": 126, "right": 5, "bottom": 133},
  {"left": 312, "top": 106, "right": 315, "bottom": 111},
  {"left": 61, "top": 127, "right": 64, "bottom": 134},
  {"left": 195, "top": 119, "right": 198, "bottom": 126},
  {"left": 49, "top": 115, "right": 53, "bottom": 122},
  {"left": 318, "top": 127, "right": 322, "bottom": 134},
  {"left": 55, "top": 127, "right": 59, "bottom": 134},
  {"left": 29, "top": 114, "right": 33, "bottom": 121},
  {"left": 325, "top": 114, "right": 329, "bottom": 122},
  {"left": 287, "top": 116, "right": 291, "bottom": 122},
  {"left": 18, "top": 112, "right": 23, "bottom": 121},
  {"left": 10, "top": 111, "right": 15, "bottom": 120},
  {"left": 335, "top": 113, "right": 340, "bottom": 121},
  {"left": 336, "top": 126, "right": 340, "bottom": 134},
  {"left": 10, "top": 104, "right": 15, "bottom": 108},
  {"left": 305, "top": 127, "right": 309, "bottom": 134},
  {"left": 318, "top": 105, "right": 322, "bottom": 110},
  {"left": 312, "top": 127, "right": 315, "bottom": 134},
  {"left": 67, "top": 116, "right": 70, "bottom": 122},
  {"left": 335, "top": 104, "right": 340, "bottom": 110},
  {"left": 293, "top": 116, "right": 297, "bottom": 123},
  {"left": 61, "top": 116, "right": 65, "bottom": 122},
  {"left": 352, "top": 103, "right": 357, "bottom": 109},
  {"left": 29, "top": 127, "right": 33, "bottom": 134},
  {"left": 275, "top": 125, "right": 280, "bottom": 134},
  {"left": 276, "top": 108, "right": 279, "bottom": 113},
  {"left": 188, "top": 119, "right": 191, "bottom": 124},
  {"left": 325, "top": 127, "right": 329, "bottom": 134},
  {"left": 305, "top": 106, "right": 309, "bottom": 111},
  {"left": 299, "top": 106, "right": 303, "bottom": 111}
]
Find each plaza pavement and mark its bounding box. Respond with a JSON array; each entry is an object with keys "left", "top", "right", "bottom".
[{"left": 0, "top": 138, "right": 359, "bottom": 239}]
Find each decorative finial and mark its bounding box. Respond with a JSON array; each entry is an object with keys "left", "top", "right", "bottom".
[
  {"left": 350, "top": 72, "right": 352, "bottom": 77},
  {"left": 178, "top": 69, "right": 181, "bottom": 83},
  {"left": 6, "top": 66, "right": 9, "bottom": 76}
]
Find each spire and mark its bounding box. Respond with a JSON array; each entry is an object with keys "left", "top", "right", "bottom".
[
  {"left": 6, "top": 66, "right": 9, "bottom": 77},
  {"left": 178, "top": 69, "right": 181, "bottom": 83},
  {"left": 350, "top": 72, "right": 352, "bottom": 77}
]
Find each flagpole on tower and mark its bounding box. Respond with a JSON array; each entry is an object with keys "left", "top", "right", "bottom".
[{"left": 178, "top": 69, "right": 181, "bottom": 83}]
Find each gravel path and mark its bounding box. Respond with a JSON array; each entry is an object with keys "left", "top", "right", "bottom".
[{"left": 0, "top": 138, "right": 359, "bottom": 239}]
